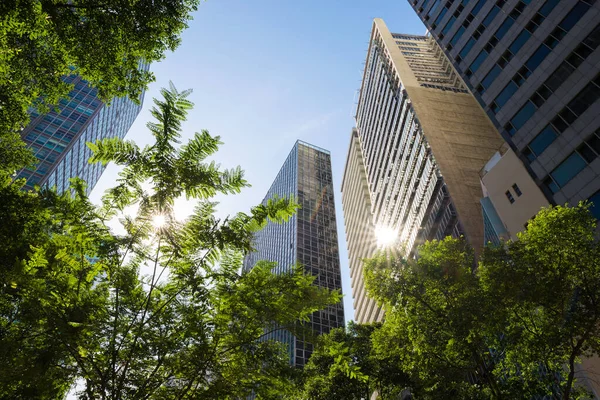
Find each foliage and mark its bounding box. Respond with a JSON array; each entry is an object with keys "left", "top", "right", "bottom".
[
  {"left": 362, "top": 204, "right": 599, "bottom": 400},
  {"left": 0, "top": 85, "right": 340, "bottom": 399},
  {"left": 294, "top": 322, "right": 412, "bottom": 400},
  {"left": 0, "top": 0, "right": 199, "bottom": 135}
]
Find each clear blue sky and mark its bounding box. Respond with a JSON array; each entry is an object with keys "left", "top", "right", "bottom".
[{"left": 90, "top": 0, "right": 425, "bottom": 324}]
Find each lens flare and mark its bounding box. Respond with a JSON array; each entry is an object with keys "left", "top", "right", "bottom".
[
  {"left": 375, "top": 225, "right": 397, "bottom": 248},
  {"left": 152, "top": 215, "right": 166, "bottom": 229}
]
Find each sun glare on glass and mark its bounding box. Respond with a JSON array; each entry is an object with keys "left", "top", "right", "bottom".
[{"left": 375, "top": 225, "right": 397, "bottom": 248}]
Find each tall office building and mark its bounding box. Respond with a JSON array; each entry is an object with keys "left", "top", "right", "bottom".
[
  {"left": 341, "top": 129, "right": 382, "bottom": 324},
  {"left": 243, "top": 140, "right": 345, "bottom": 367},
  {"left": 16, "top": 73, "right": 146, "bottom": 195},
  {"left": 341, "top": 19, "right": 504, "bottom": 322},
  {"left": 409, "top": 0, "right": 600, "bottom": 217}
]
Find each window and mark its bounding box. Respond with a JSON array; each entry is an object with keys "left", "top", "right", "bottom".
[
  {"left": 433, "top": 6, "right": 448, "bottom": 28},
  {"left": 506, "top": 190, "right": 515, "bottom": 204},
  {"left": 442, "top": 15, "right": 457, "bottom": 35},
  {"left": 469, "top": 50, "right": 488, "bottom": 73},
  {"left": 549, "top": 152, "right": 587, "bottom": 190},
  {"left": 509, "top": 101, "right": 536, "bottom": 134},
  {"left": 545, "top": 63, "right": 576, "bottom": 93},
  {"left": 459, "top": 37, "right": 476, "bottom": 59},
  {"left": 538, "top": 0, "right": 560, "bottom": 18},
  {"left": 480, "top": 64, "right": 502, "bottom": 91},
  {"left": 450, "top": 25, "right": 466, "bottom": 46},
  {"left": 589, "top": 190, "right": 600, "bottom": 220},
  {"left": 527, "top": 125, "right": 558, "bottom": 160},
  {"left": 508, "top": 30, "right": 532, "bottom": 55},
  {"left": 494, "top": 17, "right": 514, "bottom": 41},
  {"left": 512, "top": 183, "right": 522, "bottom": 197},
  {"left": 559, "top": 2, "right": 592, "bottom": 32},
  {"left": 524, "top": 44, "right": 552, "bottom": 72},
  {"left": 427, "top": 0, "right": 442, "bottom": 17},
  {"left": 567, "top": 82, "right": 600, "bottom": 116},
  {"left": 493, "top": 81, "right": 518, "bottom": 111},
  {"left": 470, "top": 0, "right": 485, "bottom": 16},
  {"left": 482, "top": 5, "right": 501, "bottom": 27}
]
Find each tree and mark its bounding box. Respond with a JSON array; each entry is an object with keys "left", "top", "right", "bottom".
[
  {"left": 364, "top": 238, "right": 500, "bottom": 399},
  {"left": 362, "top": 204, "right": 600, "bottom": 400},
  {"left": 480, "top": 204, "right": 600, "bottom": 400},
  {"left": 0, "top": 84, "right": 341, "bottom": 399},
  {"left": 295, "top": 322, "right": 412, "bottom": 400},
  {"left": 0, "top": 0, "right": 199, "bottom": 135}
]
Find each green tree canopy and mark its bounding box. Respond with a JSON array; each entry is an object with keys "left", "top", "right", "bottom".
[
  {"left": 294, "top": 322, "right": 412, "bottom": 400},
  {"left": 361, "top": 204, "right": 600, "bottom": 400},
  {"left": 0, "top": 0, "right": 199, "bottom": 135},
  {"left": 0, "top": 84, "right": 341, "bottom": 399}
]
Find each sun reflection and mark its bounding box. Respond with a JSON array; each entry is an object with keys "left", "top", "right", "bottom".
[{"left": 374, "top": 225, "right": 398, "bottom": 248}]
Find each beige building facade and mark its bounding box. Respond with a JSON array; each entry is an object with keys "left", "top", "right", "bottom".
[
  {"left": 342, "top": 19, "right": 505, "bottom": 321},
  {"left": 479, "top": 143, "right": 550, "bottom": 243}
]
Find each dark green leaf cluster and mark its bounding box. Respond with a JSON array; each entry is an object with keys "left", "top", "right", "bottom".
[
  {"left": 294, "top": 322, "right": 412, "bottom": 400},
  {"left": 0, "top": 86, "right": 340, "bottom": 399}
]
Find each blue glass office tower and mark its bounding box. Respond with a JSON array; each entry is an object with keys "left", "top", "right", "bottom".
[
  {"left": 16, "top": 73, "right": 146, "bottom": 195},
  {"left": 243, "top": 141, "right": 345, "bottom": 368},
  {"left": 408, "top": 0, "right": 600, "bottom": 217}
]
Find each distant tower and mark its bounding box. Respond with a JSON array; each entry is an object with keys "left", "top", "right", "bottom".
[
  {"left": 243, "top": 140, "right": 345, "bottom": 368},
  {"left": 17, "top": 72, "right": 147, "bottom": 195},
  {"left": 341, "top": 19, "right": 504, "bottom": 322}
]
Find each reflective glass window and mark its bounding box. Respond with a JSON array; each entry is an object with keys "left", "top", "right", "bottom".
[
  {"left": 559, "top": 2, "right": 591, "bottom": 31},
  {"left": 494, "top": 17, "right": 514, "bottom": 41},
  {"left": 481, "top": 64, "right": 502, "bottom": 90},
  {"left": 469, "top": 50, "right": 488, "bottom": 73},
  {"left": 483, "top": 6, "right": 500, "bottom": 27},
  {"left": 460, "top": 37, "right": 477, "bottom": 59},
  {"left": 450, "top": 26, "right": 466, "bottom": 46},
  {"left": 551, "top": 152, "right": 587, "bottom": 188},
  {"left": 442, "top": 16, "right": 457, "bottom": 35},
  {"left": 525, "top": 45, "right": 552, "bottom": 72},
  {"left": 509, "top": 30, "right": 532, "bottom": 55},
  {"left": 510, "top": 101, "right": 536, "bottom": 132},
  {"left": 494, "top": 81, "right": 518, "bottom": 110},
  {"left": 529, "top": 125, "right": 558, "bottom": 157},
  {"left": 589, "top": 190, "right": 600, "bottom": 220}
]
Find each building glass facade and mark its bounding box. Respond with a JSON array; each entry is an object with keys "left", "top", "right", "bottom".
[
  {"left": 409, "top": 0, "right": 600, "bottom": 213},
  {"left": 17, "top": 73, "right": 146, "bottom": 195},
  {"left": 243, "top": 141, "right": 345, "bottom": 368}
]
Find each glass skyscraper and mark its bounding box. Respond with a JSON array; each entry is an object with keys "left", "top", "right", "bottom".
[
  {"left": 16, "top": 73, "right": 146, "bottom": 195},
  {"left": 408, "top": 0, "right": 600, "bottom": 216},
  {"left": 243, "top": 140, "right": 345, "bottom": 368}
]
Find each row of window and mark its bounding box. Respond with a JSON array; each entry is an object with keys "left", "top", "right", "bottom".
[
  {"left": 522, "top": 74, "right": 600, "bottom": 163},
  {"left": 440, "top": 0, "right": 470, "bottom": 37},
  {"left": 457, "top": 0, "right": 506, "bottom": 63},
  {"left": 507, "top": 24, "right": 600, "bottom": 140},
  {"left": 543, "top": 129, "right": 600, "bottom": 194},
  {"left": 448, "top": 0, "right": 486, "bottom": 48},
  {"left": 475, "top": 0, "right": 560, "bottom": 94},
  {"left": 490, "top": 1, "right": 592, "bottom": 114}
]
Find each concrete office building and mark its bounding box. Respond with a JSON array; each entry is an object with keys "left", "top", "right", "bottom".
[
  {"left": 341, "top": 129, "right": 382, "bottom": 324},
  {"left": 341, "top": 19, "right": 504, "bottom": 322},
  {"left": 16, "top": 73, "right": 146, "bottom": 195},
  {"left": 243, "top": 140, "right": 345, "bottom": 367},
  {"left": 409, "top": 0, "right": 600, "bottom": 217}
]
